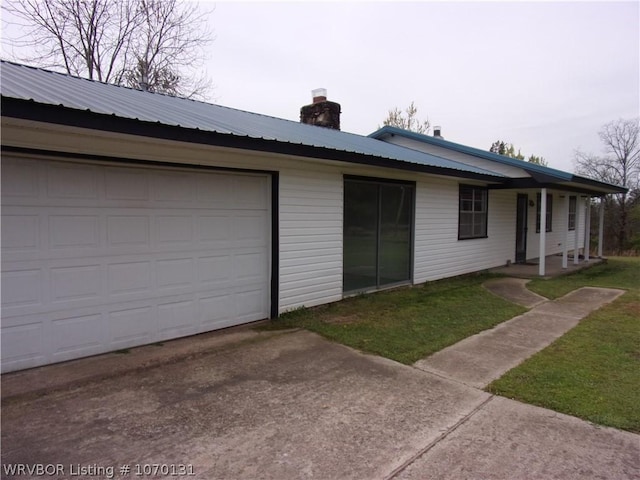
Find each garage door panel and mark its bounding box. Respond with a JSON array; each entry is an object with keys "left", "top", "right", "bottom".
[
  {"left": 197, "top": 174, "right": 233, "bottom": 202},
  {"left": 2, "top": 214, "right": 40, "bottom": 251},
  {"left": 105, "top": 168, "right": 150, "bottom": 201},
  {"left": 233, "top": 212, "right": 269, "bottom": 245},
  {"left": 235, "top": 252, "right": 269, "bottom": 281},
  {"left": 155, "top": 215, "right": 194, "bottom": 245},
  {"left": 108, "top": 305, "right": 155, "bottom": 346},
  {"left": 199, "top": 293, "right": 234, "bottom": 327},
  {"left": 1, "top": 158, "right": 271, "bottom": 372},
  {"left": 1, "top": 158, "right": 39, "bottom": 199},
  {"left": 1, "top": 320, "right": 45, "bottom": 367},
  {"left": 152, "top": 172, "right": 195, "bottom": 203},
  {"left": 107, "top": 216, "right": 151, "bottom": 247},
  {"left": 156, "top": 257, "right": 195, "bottom": 291},
  {"left": 157, "top": 299, "right": 198, "bottom": 337},
  {"left": 47, "top": 163, "right": 99, "bottom": 199},
  {"left": 198, "top": 255, "right": 232, "bottom": 285},
  {"left": 108, "top": 261, "right": 153, "bottom": 296},
  {"left": 50, "top": 313, "right": 104, "bottom": 360},
  {"left": 233, "top": 176, "right": 269, "bottom": 207},
  {"left": 1, "top": 268, "right": 43, "bottom": 309},
  {"left": 198, "top": 215, "right": 232, "bottom": 243},
  {"left": 236, "top": 289, "right": 269, "bottom": 320},
  {"left": 49, "top": 215, "right": 100, "bottom": 249},
  {"left": 50, "top": 264, "right": 102, "bottom": 303}
]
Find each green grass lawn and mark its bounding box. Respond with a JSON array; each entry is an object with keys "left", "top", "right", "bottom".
[
  {"left": 488, "top": 257, "right": 640, "bottom": 433},
  {"left": 262, "top": 273, "right": 525, "bottom": 365}
]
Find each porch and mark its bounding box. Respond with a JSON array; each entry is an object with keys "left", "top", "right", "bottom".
[{"left": 490, "top": 254, "right": 605, "bottom": 279}]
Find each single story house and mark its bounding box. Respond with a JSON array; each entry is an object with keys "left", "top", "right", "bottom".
[{"left": 0, "top": 61, "right": 625, "bottom": 373}]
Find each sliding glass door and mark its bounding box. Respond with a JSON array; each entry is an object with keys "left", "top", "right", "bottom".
[{"left": 343, "top": 177, "right": 414, "bottom": 293}]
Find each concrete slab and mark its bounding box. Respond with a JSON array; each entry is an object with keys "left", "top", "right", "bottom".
[
  {"left": 1, "top": 326, "right": 285, "bottom": 400},
  {"left": 483, "top": 277, "right": 548, "bottom": 308},
  {"left": 393, "top": 396, "right": 640, "bottom": 480},
  {"left": 1, "top": 330, "right": 491, "bottom": 480},
  {"left": 415, "top": 333, "right": 536, "bottom": 388},
  {"left": 486, "top": 321, "right": 564, "bottom": 349},
  {"left": 414, "top": 287, "right": 625, "bottom": 388},
  {"left": 534, "top": 287, "right": 624, "bottom": 319},
  {"left": 490, "top": 256, "right": 604, "bottom": 279}
]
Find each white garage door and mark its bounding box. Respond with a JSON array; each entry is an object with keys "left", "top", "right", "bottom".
[{"left": 1, "top": 157, "right": 271, "bottom": 373}]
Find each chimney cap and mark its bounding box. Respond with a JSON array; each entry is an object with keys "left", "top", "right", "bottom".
[
  {"left": 312, "top": 88, "right": 327, "bottom": 98},
  {"left": 312, "top": 88, "right": 327, "bottom": 103}
]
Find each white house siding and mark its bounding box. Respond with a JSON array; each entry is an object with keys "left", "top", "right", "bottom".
[
  {"left": 1, "top": 119, "right": 346, "bottom": 316},
  {"left": 278, "top": 168, "right": 343, "bottom": 312},
  {"left": 382, "top": 135, "right": 527, "bottom": 178},
  {"left": 413, "top": 178, "right": 516, "bottom": 283},
  {"left": 5, "top": 119, "right": 590, "bottom": 322},
  {"left": 523, "top": 190, "right": 586, "bottom": 260}
]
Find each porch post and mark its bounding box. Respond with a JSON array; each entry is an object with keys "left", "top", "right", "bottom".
[
  {"left": 539, "top": 188, "right": 547, "bottom": 276},
  {"left": 598, "top": 198, "right": 605, "bottom": 258},
  {"left": 584, "top": 197, "right": 591, "bottom": 262},
  {"left": 562, "top": 195, "right": 569, "bottom": 269},
  {"left": 574, "top": 195, "right": 581, "bottom": 265}
]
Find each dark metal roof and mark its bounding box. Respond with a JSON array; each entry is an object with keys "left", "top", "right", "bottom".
[
  {"left": 370, "top": 126, "right": 627, "bottom": 195},
  {"left": 0, "top": 61, "right": 502, "bottom": 180}
]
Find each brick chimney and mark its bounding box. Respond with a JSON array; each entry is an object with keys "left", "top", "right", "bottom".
[{"left": 300, "top": 88, "right": 341, "bottom": 130}]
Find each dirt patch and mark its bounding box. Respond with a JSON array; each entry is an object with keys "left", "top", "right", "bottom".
[
  {"left": 624, "top": 302, "right": 640, "bottom": 317},
  {"left": 324, "top": 314, "right": 361, "bottom": 325}
]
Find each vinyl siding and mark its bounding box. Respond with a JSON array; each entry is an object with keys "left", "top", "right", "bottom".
[
  {"left": 278, "top": 168, "right": 343, "bottom": 312},
  {"left": 414, "top": 178, "right": 516, "bottom": 282}
]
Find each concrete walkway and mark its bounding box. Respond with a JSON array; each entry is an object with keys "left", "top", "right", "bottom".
[
  {"left": 414, "top": 282, "right": 624, "bottom": 388},
  {"left": 483, "top": 277, "right": 548, "bottom": 308}
]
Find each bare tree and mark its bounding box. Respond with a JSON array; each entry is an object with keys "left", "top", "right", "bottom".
[
  {"left": 3, "top": 0, "right": 213, "bottom": 98},
  {"left": 4, "top": 0, "right": 139, "bottom": 83},
  {"left": 382, "top": 101, "right": 430, "bottom": 134},
  {"left": 122, "top": 0, "right": 213, "bottom": 98},
  {"left": 574, "top": 118, "right": 640, "bottom": 252}
]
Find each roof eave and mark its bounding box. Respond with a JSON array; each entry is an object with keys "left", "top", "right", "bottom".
[
  {"left": 0, "top": 97, "right": 504, "bottom": 183},
  {"left": 370, "top": 125, "right": 627, "bottom": 194},
  {"left": 487, "top": 177, "right": 626, "bottom": 196}
]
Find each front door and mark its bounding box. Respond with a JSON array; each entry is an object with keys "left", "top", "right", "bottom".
[{"left": 515, "top": 194, "right": 528, "bottom": 263}]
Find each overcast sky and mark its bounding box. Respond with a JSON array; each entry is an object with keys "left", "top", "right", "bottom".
[{"left": 2, "top": 1, "right": 639, "bottom": 172}]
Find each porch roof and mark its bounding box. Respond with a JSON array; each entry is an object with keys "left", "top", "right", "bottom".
[{"left": 370, "top": 126, "right": 627, "bottom": 196}]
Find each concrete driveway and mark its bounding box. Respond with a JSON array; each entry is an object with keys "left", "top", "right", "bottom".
[{"left": 2, "top": 329, "right": 639, "bottom": 480}]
